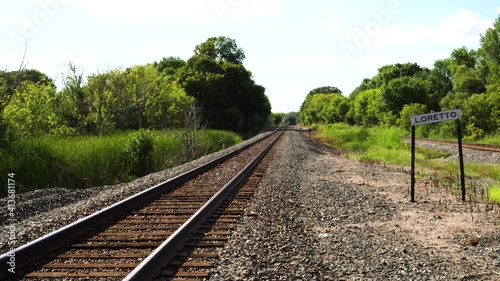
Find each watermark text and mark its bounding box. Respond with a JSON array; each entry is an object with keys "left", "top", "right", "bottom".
[{"left": 6, "top": 173, "right": 16, "bottom": 274}]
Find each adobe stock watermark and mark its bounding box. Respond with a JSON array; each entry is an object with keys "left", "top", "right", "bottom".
[
  {"left": 6, "top": 173, "right": 16, "bottom": 274},
  {"left": 8, "top": 0, "right": 71, "bottom": 52},
  {"left": 339, "top": 0, "right": 404, "bottom": 62},
  {"left": 213, "top": 0, "right": 244, "bottom": 20}
]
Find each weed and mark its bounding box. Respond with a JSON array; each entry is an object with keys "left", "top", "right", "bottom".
[{"left": 488, "top": 186, "right": 500, "bottom": 203}]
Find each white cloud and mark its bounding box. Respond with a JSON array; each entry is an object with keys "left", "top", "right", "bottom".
[
  {"left": 346, "top": 9, "right": 492, "bottom": 49},
  {"left": 497, "top": 6, "right": 500, "bottom": 14},
  {"left": 437, "top": 9, "right": 492, "bottom": 42},
  {"left": 275, "top": 55, "right": 340, "bottom": 71},
  {"left": 71, "top": 0, "right": 279, "bottom": 24}
]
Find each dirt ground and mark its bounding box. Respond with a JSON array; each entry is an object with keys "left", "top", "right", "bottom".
[{"left": 323, "top": 150, "right": 499, "bottom": 268}]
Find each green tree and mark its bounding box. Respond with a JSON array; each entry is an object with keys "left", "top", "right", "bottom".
[
  {"left": 144, "top": 76, "right": 194, "bottom": 129},
  {"left": 397, "top": 103, "right": 427, "bottom": 129},
  {"left": 307, "top": 86, "right": 342, "bottom": 96},
  {"left": 299, "top": 93, "right": 331, "bottom": 125},
  {"left": 372, "top": 63, "right": 424, "bottom": 88},
  {"left": 449, "top": 47, "right": 477, "bottom": 68},
  {"left": 450, "top": 64, "right": 485, "bottom": 94},
  {"left": 86, "top": 71, "right": 116, "bottom": 134},
  {"left": 180, "top": 37, "right": 270, "bottom": 133},
  {"left": 462, "top": 93, "right": 497, "bottom": 139},
  {"left": 194, "top": 36, "right": 245, "bottom": 65},
  {"left": 154, "top": 56, "right": 186, "bottom": 77},
  {"left": 281, "top": 112, "right": 298, "bottom": 126},
  {"left": 0, "top": 69, "right": 54, "bottom": 98},
  {"left": 447, "top": 47, "right": 485, "bottom": 95},
  {"left": 428, "top": 61, "right": 452, "bottom": 111},
  {"left": 299, "top": 86, "right": 343, "bottom": 122},
  {"left": 321, "top": 94, "right": 349, "bottom": 124},
  {"left": 106, "top": 69, "right": 134, "bottom": 130},
  {"left": 349, "top": 78, "right": 374, "bottom": 99},
  {"left": 486, "top": 88, "right": 500, "bottom": 129},
  {"left": 439, "top": 91, "right": 469, "bottom": 110},
  {"left": 57, "top": 63, "right": 88, "bottom": 132},
  {"left": 381, "top": 76, "right": 430, "bottom": 115},
  {"left": 348, "top": 89, "right": 383, "bottom": 126},
  {"left": 478, "top": 15, "right": 500, "bottom": 92},
  {"left": 270, "top": 113, "right": 285, "bottom": 126},
  {"left": 2, "top": 81, "right": 72, "bottom": 138},
  {"left": 129, "top": 65, "right": 156, "bottom": 129}
]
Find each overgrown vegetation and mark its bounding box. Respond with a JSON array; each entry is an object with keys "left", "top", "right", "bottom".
[
  {"left": 298, "top": 16, "right": 500, "bottom": 203},
  {"left": 314, "top": 124, "right": 499, "bottom": 180},
  {"left": 0, "top": 129, "right": 241, "bottom": 197},
  {"left": 299, "top": 15, "right": 500, "bottom": 141},
  {"left": 312, "top": 124, "right": 500, "bottom": 204},
  {"left": 270, "top": 112, "right": 299, "bottom": 126},
  {"left": 0, "top": 36, "right": 266, "bottom": 197}
]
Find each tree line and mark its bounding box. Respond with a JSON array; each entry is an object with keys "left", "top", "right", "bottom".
[
  {"left": 0, "top": 36, "right": 271, "bottom": 145},
  {"left": 299, "top": 15, "right": 500, "bottom": 140}
]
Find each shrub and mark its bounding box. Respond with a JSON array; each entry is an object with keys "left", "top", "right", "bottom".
[{"left": 125, "top": 130, "right": 154, "bottom": 177}]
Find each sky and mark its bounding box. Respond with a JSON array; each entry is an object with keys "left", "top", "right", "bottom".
[{"left": 1, "top": 0, "right": 499, "bottom": 113}]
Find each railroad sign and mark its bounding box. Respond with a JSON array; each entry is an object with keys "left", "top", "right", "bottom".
[
  {"left": 411, "top": 109, "right": 461, "bottom": 126},
  {"left": 409, "top": 108, "right": 465, "bottom": 203}
]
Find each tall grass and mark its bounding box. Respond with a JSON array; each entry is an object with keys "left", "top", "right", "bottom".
[
  {"left": 477, "top": 135, "right": 500, "bottom": 145},
  {"left": 317, "top": 124, "right": 409, "bottom": 164},
  {"left": 0, "top": 129, "right": 242, "bottom": 196},
  {"left": 314, "top": 124, "right": 500, "bottom": 180}
]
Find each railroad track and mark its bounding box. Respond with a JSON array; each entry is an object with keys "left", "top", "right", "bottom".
[
  {"left": 408, "top": 137, "right": 500, "bottom": 153},
  {"left": 0, "top": 128, "right": 284, "bottom": 281}
]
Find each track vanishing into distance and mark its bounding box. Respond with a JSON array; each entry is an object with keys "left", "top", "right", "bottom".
[
  {"left": 0, "top": 128, "right": 284, "bottom": 281},
  {"left": 409, "top": 137, "right": 500, "bottom": 152}
]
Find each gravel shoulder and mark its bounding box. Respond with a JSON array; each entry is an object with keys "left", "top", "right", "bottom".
[{"left": 211, "top": 130, "right": 500, "bottom": 280}]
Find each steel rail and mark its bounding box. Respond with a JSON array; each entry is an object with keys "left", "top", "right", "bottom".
[
  {"left": 0, "top": 129, "right": 277, "bottom": 279},
  {"left": 406, "top": 137, "right": 500, "bottom": 152},
  {"left": 123, "top": 128, "right": 284, "bottom": 281}
]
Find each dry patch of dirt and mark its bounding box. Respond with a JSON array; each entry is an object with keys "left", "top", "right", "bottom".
[{"left": 316, "top": 151, "right": 499, "bottom": 262}]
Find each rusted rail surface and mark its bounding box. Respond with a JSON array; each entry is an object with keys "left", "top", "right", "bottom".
[
  {"left": 0, "top": 129, "right": 283, "bottom": 280},
  {"left": 407, "top": 137, "right": 500, "bottom": 153}
]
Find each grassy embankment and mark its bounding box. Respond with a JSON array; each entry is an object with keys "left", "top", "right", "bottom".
[
  {"left": 0, "top": 129, "right": 242, "bottom": 197},
  {"left": 313, "top": 123, "right": 500, "bottom": 203}
]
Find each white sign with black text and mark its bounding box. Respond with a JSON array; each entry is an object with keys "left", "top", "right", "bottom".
[{"left": 411, "top": 109, "right": 461, "bottom": 126}]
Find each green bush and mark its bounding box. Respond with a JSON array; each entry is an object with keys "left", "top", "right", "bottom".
[
  {"left": 202, "top": 130, "right": 243, "bottom": 155},
  {"left": 125, "top": 130, "right": 154, "bottom": 177},
  {"left": 152, "top": 130, "right": 184, "bottom": 171}
]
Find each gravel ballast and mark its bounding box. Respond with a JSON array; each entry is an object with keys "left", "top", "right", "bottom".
[{"left": 211, "top": 130, "right": 499, "bottom": 280}]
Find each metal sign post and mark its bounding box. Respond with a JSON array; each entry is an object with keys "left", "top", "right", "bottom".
[
  {"left": 410, "top": 109, "right": 464, "bottom": 202},
  {"left": 411, "top": 125, "right": 416, "bottom": 202},
  {"left": 456, "top": 118, "right": 466, "bottom": 201}
]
